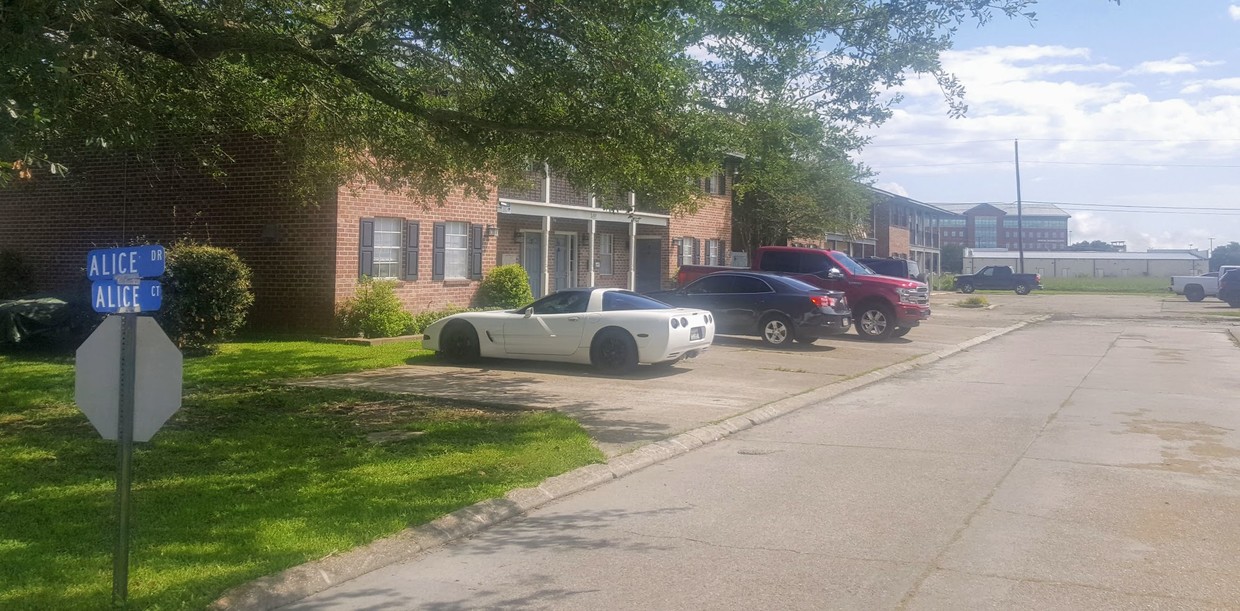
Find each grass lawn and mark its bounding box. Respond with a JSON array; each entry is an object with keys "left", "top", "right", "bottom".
[
  {"left": 1, "top": 338, "right": 603, "bottom": 610},
  {"left": 1038, "top": 276, "right": 1170, "bottom": 294}
]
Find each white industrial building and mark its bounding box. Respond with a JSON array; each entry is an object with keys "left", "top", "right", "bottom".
[{"left": 963, "top": 249, "right": 1208, "bottom": 278}]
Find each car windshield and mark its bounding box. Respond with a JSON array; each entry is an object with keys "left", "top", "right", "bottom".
[
  {"left": 831, "top": 252, "right": 874, "bottom": 276},
  {"left": 603, "top": 290, "right": 674, "bottom": 311}
]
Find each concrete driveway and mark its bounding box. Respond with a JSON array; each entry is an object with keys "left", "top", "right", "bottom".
[{"left": 297, "top": 295, "right": 1042, "bottom": 456}]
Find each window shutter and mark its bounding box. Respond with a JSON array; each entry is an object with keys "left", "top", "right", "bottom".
[
  {"left": 432, "top": 222, "right": 446, "bottom": 281},
  {"left": 403, "top": 220, "right": 420, "bottom": 281},
  {"left": 469, "top": 223, "right": 484, "bottom": 280},
  {"left": 719, "top": 240, "right": 726, "bottom": 264},
  {"left": 693, "top": 237, "right": 701, "bottom": 264},
  {"left": 359, "top": 218, "right": 375, "bottom": 278},
  {"left": 717, "top": 172, "right": 727, "bottom": 196}
]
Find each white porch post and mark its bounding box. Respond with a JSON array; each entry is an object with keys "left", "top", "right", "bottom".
[
  {"left": 628, "top": 192, "right": 638, "bottom": 291},
  {"left": 541, "top": 215, "right": 551, "bottom": 296},
  {"left": 588, "top": 218, "right": 597, "bottom": 287}
]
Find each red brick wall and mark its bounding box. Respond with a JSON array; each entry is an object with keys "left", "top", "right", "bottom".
[
  {"left": 0, "top": 139, "right": 339, "bottom": 331},
  {"left": 335, "top": 182, "right": 498, "bottom": 314},
  {"left": 666, "top": 190, "right": 733, "bottom": 289}
]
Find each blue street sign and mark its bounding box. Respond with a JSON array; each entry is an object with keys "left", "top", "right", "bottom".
[
  {"left": 91, "top": 280, "right": 163, "bottom": 313},
  {"left": 87, "top": 245, "right": 166, "bottom": 281}
]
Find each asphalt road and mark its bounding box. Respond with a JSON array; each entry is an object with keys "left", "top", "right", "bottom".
[{"left": 283, "top": 315, "right": 1240, "bottom": 609}]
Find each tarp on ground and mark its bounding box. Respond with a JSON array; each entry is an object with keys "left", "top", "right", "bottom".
[{"left": 0, "top": 298, "right": 72, "bottom": 345}]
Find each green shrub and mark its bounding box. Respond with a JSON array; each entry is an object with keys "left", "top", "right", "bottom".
[
  {"left": 955, "top": 296, "right": 990, "bottom": 308},
  {"left": 0, "top": 250, "right": 36, "bottom": 299},
  {"left": 337, "top": 277, "right": 415, "bottom": 338},
  {"left": 159, "top": 243, "right": 255, "bottom": 353},
  {"left": 475, "top": 264, "right": 534, "bottom": 309},
  {"left": 930, "top": 273, "right": 956, "bottom": 291}
]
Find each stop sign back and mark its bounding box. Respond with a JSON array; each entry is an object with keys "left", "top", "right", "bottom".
[{"left": 75, "top": 316, "right": 183, "bottom": 442}]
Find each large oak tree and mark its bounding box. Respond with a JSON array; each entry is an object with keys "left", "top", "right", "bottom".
[{"left": 2, "top": 1, "right": 1045, "bottom": 212}]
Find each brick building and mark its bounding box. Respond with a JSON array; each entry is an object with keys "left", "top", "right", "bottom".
[
  {"left": 824, "top": 187, "right": 957, "bottom": 273},
  {"left": 0, "top": 139, "right": 734, "bottom": 333},
  {"left": 937, "top": 202, "right": 1071, "bottom": 252}
]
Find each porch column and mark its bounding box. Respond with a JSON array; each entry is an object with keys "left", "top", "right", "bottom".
[
  {"left": 628, "top": 219, "right": 637, "bottom": 291},
  {"left": 588, "top": 218, "right": 597, "bottom": 287},
  {"left": 541, "top": 215, "right": 551, "bottom": 296},
  {"left": 627, "top": 192, "right": 638, "bottom": 291}
]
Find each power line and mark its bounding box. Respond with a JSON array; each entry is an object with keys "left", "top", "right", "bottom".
[
  {"left": 1024, "top": 200, "right": 1240, "bottom": 212},
  {"left": 866, "top": 137, "right": 1240, "bottom": 147},
  {"left": 1025, "top": 160, "right": 1240, "bottom": 169}
]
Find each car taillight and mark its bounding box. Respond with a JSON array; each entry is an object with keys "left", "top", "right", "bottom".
[
  {"left": 1036, "top": 274, "right": 1041, "bottom": 282},
  {"left": 810, "top": 295, "right": 836, "bottom": 309}
]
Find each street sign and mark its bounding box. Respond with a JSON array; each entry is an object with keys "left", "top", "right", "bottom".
[
  {"left": 75, "top": 316, "right": 183, "bottom": 442},
  {"left": 87, "top": 245, "right": 166, "bottom": 281},
  {"left": 91, "top": 279, "right": 163, "bottom": 314}
]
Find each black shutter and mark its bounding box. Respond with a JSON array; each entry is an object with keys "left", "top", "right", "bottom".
[
  {"left": 717, "top": 172, "right": 727, "bottom": 195},
  {"left": 359, "top": 218, "right": 375, "bottom": 278},
  {"left": 718, "top": 240, "right": 726, "bottom": 265},
  {"left": 403, "top": 221, "right": 420, "bottom": 281},
  {"left": 693, "top": 237, "right": 700, "bottom": 264},
  {"left": 469, "top": 223, "right": 484, "bottom": 279},
  {"left": 432, "top": 222, "right": 446, "bottom": 281}
]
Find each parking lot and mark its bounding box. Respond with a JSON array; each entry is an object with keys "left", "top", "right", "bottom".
[
  {"left": 298, "top": 293, "right": 1239, "bottom": 457},
  {"left": 297, "top": 293, "right": 1035, "bottom": 456}
]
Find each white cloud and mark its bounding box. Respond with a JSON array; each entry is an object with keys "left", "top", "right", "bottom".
[
  {"left": 873, "top": 182, "right": 909, "bottom": 196},
  {"left": 1181, "top": 77, "right": 1240, "bottom": 94},
  {"left": 1127, "top": 55, "right": 1217, "bottom": 75},
  {"left": 1230, "top": 5, "right": 1240, "bottom": 20}
]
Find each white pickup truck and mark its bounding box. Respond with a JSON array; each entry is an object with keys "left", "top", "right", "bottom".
[{"left": 1170, "top": 265, "right": 1240, "bottom": 302}]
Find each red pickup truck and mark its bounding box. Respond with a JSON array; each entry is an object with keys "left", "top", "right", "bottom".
[{"left": 676, "top": 246, "right": 931, "bottom": 340}]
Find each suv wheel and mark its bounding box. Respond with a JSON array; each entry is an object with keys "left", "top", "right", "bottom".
[
  {"left": 855, "top": 305, "right": 896, "bottom": 341},
  {"left": 1014, "top": 283, "right": 1031, "bottom": 295},
  {"left": 959, "top": 282, "right": 975, "bottom": 294},
  {"left": 1185, "top": 285, "right": 1205, "bottom": 302}
]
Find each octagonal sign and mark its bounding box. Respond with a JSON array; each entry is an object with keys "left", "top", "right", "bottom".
[{"left": 75, "top": 317, "right": 183, "bottom": 442}]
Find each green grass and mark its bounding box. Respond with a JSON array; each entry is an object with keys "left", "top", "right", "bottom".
[
  {"left": 1038, "top": 276, "right": 1170, "bottom": 294},
  {"left": 0, "top": 339, "right": 603, "bottom": 610}
]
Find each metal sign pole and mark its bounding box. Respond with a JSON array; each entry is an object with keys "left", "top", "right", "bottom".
[{"left": 113, "top": 313, "right": 137, "bottom": 606}]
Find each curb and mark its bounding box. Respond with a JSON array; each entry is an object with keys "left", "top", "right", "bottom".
[{"left": 213, "top": 314, "right": 1050, "bottom": 610}]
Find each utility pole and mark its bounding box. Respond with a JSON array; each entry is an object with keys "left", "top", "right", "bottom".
[{"left": 1015, "top": 139, "right": 1025, "bottom": 274}]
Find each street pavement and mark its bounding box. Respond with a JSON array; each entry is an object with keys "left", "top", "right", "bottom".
[{"left": 281, "top": 311, "right": 1240, "bottom": 609}]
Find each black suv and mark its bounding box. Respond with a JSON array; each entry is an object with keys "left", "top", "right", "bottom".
[
  {"left": 856, "top": 257, "right": 924, "bottom": 282},
  {"left": 1219, "top": 269, "right": 1240, "bottom": 307}
]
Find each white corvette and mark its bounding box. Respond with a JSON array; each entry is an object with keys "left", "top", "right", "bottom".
[{"left": 422, "top": 288, "right": 715, "bottom": 372}]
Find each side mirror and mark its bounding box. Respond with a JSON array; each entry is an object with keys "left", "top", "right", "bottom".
[
  {"left": 823, "top": 268, "right": 844, "bottom": 280},
  {"left": 523, "top": 308, "right": 533, "bottom": 318}
]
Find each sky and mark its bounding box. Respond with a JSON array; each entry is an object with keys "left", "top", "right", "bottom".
[{"left": 857, "top": 0, "right": 1240, "bottom": 253}]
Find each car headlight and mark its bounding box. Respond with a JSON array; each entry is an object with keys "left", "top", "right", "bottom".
[{"left": 897, "top": 288, "right": 918, "bottom": 303}]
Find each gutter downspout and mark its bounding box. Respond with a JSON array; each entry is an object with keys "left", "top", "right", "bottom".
[{"left": 589, "top": 195, "right": 597, "bottom": 288}]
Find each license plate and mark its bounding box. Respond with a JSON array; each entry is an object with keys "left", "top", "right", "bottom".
[{"left": 690, "top": 327, "right": 704, "bottom": 340}]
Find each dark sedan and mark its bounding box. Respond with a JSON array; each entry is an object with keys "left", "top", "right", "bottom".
[{"left": 650, "top": 271, "right": 850, "bottom": 346}]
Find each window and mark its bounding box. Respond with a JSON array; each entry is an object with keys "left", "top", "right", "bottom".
[
  {"left": 360, "top": 218, "right": 419, "bottom": 281},
  {"left": 706, "top": 239, "right": 722, "bottom": 266},
  {"left": 371, "top": 218, "right": 402, "bottom": 279},
  {"left": 529, "top": 290, "right": 591, "bottom": 315},
  {"left": 444, "top": 221, "right": 469, "bottom": 279},
  {"left": 603, "top": 290, "right": 672, "bottom": 311},
  {"left": 599, "top": 234, "right": 614, "bottom": 275},
  {"left": 687, "top": 275, "right": 735, "bottom": 294},
  {"left": 679, "top": 237, "right": 699, "bottom": 266}
]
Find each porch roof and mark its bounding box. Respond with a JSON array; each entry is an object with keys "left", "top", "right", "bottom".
[{"left": 498, "top": 198, "right": 670, "bottom": 227}]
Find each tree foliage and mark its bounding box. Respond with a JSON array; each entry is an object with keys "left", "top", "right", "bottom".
[
  {"left": 941, "top": 243, "right": 964, "bottom": 274},
  {"left": 1067, "top": 240, "right": 1121, "bottom": 252},
  {"left": 1210, "top": 242, "right": 1240, "bottom": 271},
  {"left": 3, "top": 0, "right": 1047, "bottom": 216}
]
